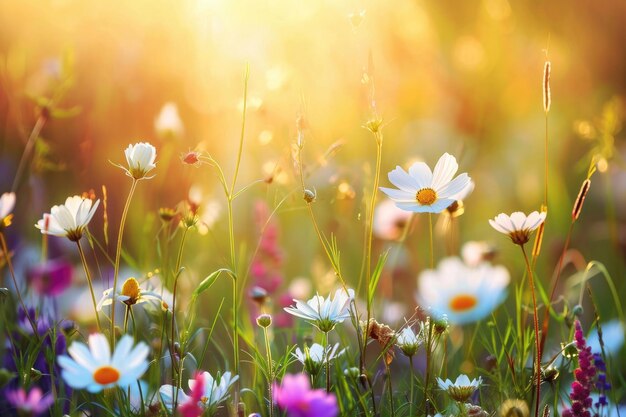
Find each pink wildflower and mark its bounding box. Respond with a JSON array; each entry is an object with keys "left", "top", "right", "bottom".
[{"left": 273, "top": 374, "right": 338, "bottom": 417}]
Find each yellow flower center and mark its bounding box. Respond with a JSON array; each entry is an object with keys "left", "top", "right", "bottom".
[
  {"left": 121, "top": 277, "right": 141, "bottom": 305},
  {"left": 449, "top": 294, "right": 478, "bottom": 312},
  {"left": 93, "top": 365, "right": 121, "bottom": 385},
  {"left": 416, "top": 188, "right": 437, "bottom": 205},
  {"left": 200, "top": 396, "right": 208, "bottom": 404}
]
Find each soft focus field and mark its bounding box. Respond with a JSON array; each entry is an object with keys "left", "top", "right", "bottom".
[{"left": 0, "top": 1, "right": 625, "bottom": 417}]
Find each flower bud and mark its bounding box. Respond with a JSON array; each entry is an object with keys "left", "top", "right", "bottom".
[
  {"left": 256, "top": 314, "right": 272, "bottom": 328},
  {"left": 303, "top": 189, "right": 316, "bottom": 203}
]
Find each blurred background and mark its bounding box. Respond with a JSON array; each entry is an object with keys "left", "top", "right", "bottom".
[{"left": 0, "top": 0, "right": 624, "bottom": 364}]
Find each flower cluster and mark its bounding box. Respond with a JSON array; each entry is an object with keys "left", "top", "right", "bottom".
[{"left": 562, "top": 320, "right": 597, "bottom": 417}]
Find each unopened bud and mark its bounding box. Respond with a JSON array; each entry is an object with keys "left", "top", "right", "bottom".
[
  {"left": 256, "top": 314, "right": 272, "bottom": 328},
  {"left": 303, "top": 189, "right": 316, "bottom": 203},
  {"left": 572, "top": 179, "right": 591, "bottom": 221}
]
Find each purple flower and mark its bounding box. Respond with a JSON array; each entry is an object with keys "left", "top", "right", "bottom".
[
  {"left": 562, "top": 320, "right": 597, "bottom": 417},
  {"left": 273, "top": 374, "right": 338, "bottom": 417},
  {"left": 6, "top": 387, "right": 54, "bottom": 415},
  {"left": 27, "top": 259, "right": 73, "bottom": 296}
]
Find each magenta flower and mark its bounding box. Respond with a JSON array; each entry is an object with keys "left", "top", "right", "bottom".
[
  {"left": 273, "top": 374, "right": 338, "bottom": 417},
  {"left": 179, "top": 372, "right": 205, "bottom": 417},
  {"left": 27, "top": 259, "right": 73, "bottom": 296},
  {"left": 562, "top": 320, "right": 596, "bottom": 417},
  {"left": 6, "top": 387, "right": 54, "bottom": 415}
]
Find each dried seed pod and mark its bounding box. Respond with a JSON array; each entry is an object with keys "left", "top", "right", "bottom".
[
  {"left": 572, "top": 178, "right": 591, "bottom": 221},
  {"left": 543, "top": 61, "right": 551, "bottom": 113}
]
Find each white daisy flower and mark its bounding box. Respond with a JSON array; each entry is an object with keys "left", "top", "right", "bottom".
[
  {"left": 293, "top": 343, "right": 345, "bottom": 376},
  {"left": 284, "top": 288, "right": 355, "bottom": 333},
  {"left": 122, "top": 142, "right": 157, "bottom": 180},
  {"left": 417, "top": 257, "right": 510, "bottom": 325},
  {"left": 437, "top": 374, "right": 482, "bottom": 402},
  {"left": 380, "top": 153, "right": 471, "bottom": 213},
  {"left": 97, "top": 277, "right": 164, "bottom": 311},
  {"left": 396, "top": 326, "right": 422, "bottom": 357},
  {"left": 35, "top": 196, "right": 100, "bottom": 242},
  {"left": 57, "top": 333, "right": 149, "bottom": 393},
  {"left": 159, "top": 371, "right": 239, "bottom": 411},
  {"left": 154, "top": 102, "right": 184, "bottom": 138},
  {"left": 0, "top": 192, "right": 16, "bottom": 228},
  {"left": 488, "top": 211, "right": 546, "bottom": 245}
]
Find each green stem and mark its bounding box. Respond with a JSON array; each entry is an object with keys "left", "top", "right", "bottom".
[
  {"left": 0, "top": 232, "right": 39, "bottom": 337},
  {"left": 111, "top": 178, "right": 138, "bottom": 345},
  {"left": 171, "top": 226, "right": 189, "bottom": 407},
  {"left": 428, "top": 213, "right": 434, "bottom": 269},
  {"left": 409, "top": 355, "right": 415, "bottom": 417},
  {"left": 385, "top": 360, "right": 395, "bottom": 417},
  {"left": 520, "top": 245, "right": 542, "bottom": 417},
  {"left": 423, "top": 319, "right": 433, "bottom": 412},
  {"left": 323, "top": 331, "right": 330, "bottom": 393},
  {"left": 263, "top": 326, "right": 274, "bottom": 417},
  {"left": 76, "top": 239, "right": 102, "bottom": 332}
]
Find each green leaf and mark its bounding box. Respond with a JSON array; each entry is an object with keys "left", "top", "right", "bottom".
[{"left": 193, "top": 268, "right": 233, "bottom": 297}]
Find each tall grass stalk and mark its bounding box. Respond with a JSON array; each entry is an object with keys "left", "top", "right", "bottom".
[
  {"left": 111, "top": 178, "right": 138, "bottom": 345},
  {"left": 76, "top": 239, "right": 102, "bottom": 332},
  {"left": 520, "top": 245, "right": 542, "bottom": 417}
]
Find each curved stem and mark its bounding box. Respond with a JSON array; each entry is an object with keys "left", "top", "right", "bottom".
[
  {"left": 76, "top": 239, "right": 102, "bottom": 332},
  {"left": 111, "top": 179, "right": 138, "bottom": 345},
  {"left": 12, "top": 115, "right": 47, "bottom": 192},
  {"left": 409, "top": 355, "right": 415, "bottom": 417},
  {"left": 0, "top": 232, "right": 39, "bottom": 337},
  {"left": 521, "top": 245, "right": 542, "bottom": 417}
]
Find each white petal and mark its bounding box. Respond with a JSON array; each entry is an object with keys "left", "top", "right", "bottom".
[
  {"left": 407, "top": 162, "right": 433, "bottom": 188},
  {"left": 431, "top": 153, "right": 459, "bottom": 190},
  {"left": 437, "top": 174, "right": 470, "bottom": 199},
  {"left": 379, "top": 187, "right": 415, "bottom": 202},
  {"left": 387, "top": 166, "right": 419, "bottom": 192},
  {"left": 88, "top": 334, "right": 111, "bottom": 365}
]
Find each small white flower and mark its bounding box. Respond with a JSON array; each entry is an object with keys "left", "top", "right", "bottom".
[
  {"left": 122, "top": 142, "right": 157, "bottom": 180},
  {"left": 57, "top": 333, "right": 149, "bottom": 393},
  {"left": 35, "top": 196, "right": 100, "bottom": 242},
  {"left": 437, "top": 374, "right": 482, "bottom": 402},
  {"left": 159, "top": 371, "right": 239, "bottom": 411},
  {"left": 489, "top": 211, "right": 546, "bottom": 245},
  {"left": 154, "top": 102, "right": 184, "bottom": 138},
  {"left": 0, "top": 192, "right": 16, "bottom": 228},
  {"left": 373, "top": 199, "right": 412, "bottom": 240},
  {"left": 461, "top": 241, "right": 494, "bottom": 267},
  {"left": 284, "top": 288, "right": 355, "bottom": 333},
  {"left": 293, "top": 343, "right": 345, "bottom": 375},
  {"left": 417, "top": 257, "right": 510, "bottom": 325},
  {"left": 380, "top": 153, "right": 471, "bottom": 213},
  {"left": 97, "top": 277, "right": 164, "bottom": 311},
  {"left": 396, "top": 327, "right": 422, "bottom": 357}
]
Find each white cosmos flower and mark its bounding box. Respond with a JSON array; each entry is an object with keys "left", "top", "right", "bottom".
[
  {"left": 0, "top": 192, "right": 16, "bottom": 228},
  {"left": 380, "top": 153, "right": 471, "bottom": 213},
  {"left": 284, "top": 288, "right": 355, "bottom": 333},
  {"left": 293, "top": 343, "right": 345, "bottom": 375},
  {"left": 97, "top": 277, "right": 164, "bottom": 311},
  {"left": 35, "top": 196, "right": 100, "bottom": 242},
  {"left": 122, "top": 142, "right": 157, "bottom": 180},
  {"left": 437, "top": 374, "right": 482, "bottom": 402},
  {"left": 396, "top": 327, "right": 422, "bottom": 357},
  {"left": 417, "top": 257, "right": 510, "bottom": 325},
  {"left": 159, "top": 371, "right": 238, "bottom": 411},
  {"left": 154, "top": 102, "right": 184, "bottom": 138},
  {"left": 57, "top": 333, "right": 149, "bottom": 393},
  {"left": 489, "top": 211, "right": 546, "bottom": 245}
]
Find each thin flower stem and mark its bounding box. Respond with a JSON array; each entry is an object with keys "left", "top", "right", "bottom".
[
  {"left": 385, "top": 360, "right": 395, "bottom": 417},
  {"left": 520, "top": 245, "right": 542, "bottom": 417},
  {"left": 0, "top": 232, "right": 39, "bottom": 337},
  {"left": 263, "top": 326, "right": 274, "bottom": 417},
  {"left": 364, "top": 132, "right": 383, "bottom": 374},
  {"left": 123, "top": 305, "right": 130, "bottom": 333},
  {"left": 76, "top": 239, "right": 102, "bottom": 333},
  {"left": 111, "top": 178, "right": 138, "bottom": 345},
  {"left": 323, "top": 331, "right": 330, "bottom": 393},
  {"left": 171, "top": 225, "right": 189, "bottom": 407},
  {"left": 544, "top": 112, "right": 549, "bottom": 209},
  {"left": 423, "top": 319, "right": 433, "bottom": 412},
  {"left": 11, "top": 115, "right": 47, "bottom": 192},
  {"left": 428, "top": 213, "right": 434, "bottom": 268},
  {"left": 409, "top": 355, "right": 415, "bottom": 417}
]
